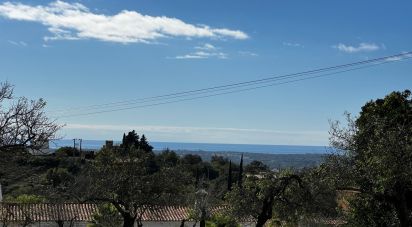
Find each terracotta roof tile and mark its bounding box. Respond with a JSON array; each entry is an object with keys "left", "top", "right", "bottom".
[{"left": 0, "top": 203, "right": 242, "bottom": 222}]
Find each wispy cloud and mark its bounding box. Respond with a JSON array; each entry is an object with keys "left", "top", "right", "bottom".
[
  {"left": 175, "top": 43, "right": 227, "bottom": 59},
  {"left": 175, "top": 51, "right": 227, "bottom": 59},
  {"left": 385, "top": 52, "right": 412, "bottom": 62},
  {"left": 8, "top": 40, "right": 27, "bottom": 46},
  {"left": 283, "top": 42, "right": 303, "bottom": 48},
  {"left": 195, "top": 43, "right": 216, "bottom": 51},
  {"left": 238, "top": 51, "right": 258, "bottom": 57},
  {"left": 333, "top": 42, "right": 380, "bottom": 53},
  {"left": 64, "top": 123, "right": 328, "bottom": 145},
  {"left": 0, "top": 1, "right": 248, "bottom": 44}
]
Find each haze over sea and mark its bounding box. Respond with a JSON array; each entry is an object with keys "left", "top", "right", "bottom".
[{"left": 50, "top": 140, "right": 330, "bottom": 154}]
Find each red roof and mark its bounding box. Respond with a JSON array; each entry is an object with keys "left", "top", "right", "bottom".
[{"left": 0, "top": 203, "right": 235, "bottom": 222}]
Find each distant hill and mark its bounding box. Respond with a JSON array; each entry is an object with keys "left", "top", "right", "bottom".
[{"left": 161, "top": 150, "right": 326, "bottom": 170}]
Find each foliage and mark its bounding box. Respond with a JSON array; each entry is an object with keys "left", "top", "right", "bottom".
[
  {"left": 226, "top": 168, "right": 337, "bottom": 227},
  {"left": 121, "top": 130, "right": 153, "bottom": 152},
  {"left": 55, "top": 146, "right": 79, "bottom": 157},
  {"left": 45, "top": 168, "right": 74, "bottom": 188},
  {"left": 4, "top": 194, "right": 45, "bottom": 203},
  {"left": 238, "top": 154, "right": 243, "bottom": 188},
  {"left": 245, "top": 160, "right": 270, "bottom": 174},
  {"left": 88, "top": 203, "right": 122, "bottom": 227},
  {"left": 206, "top": 214, "right": 239, "bottom": 227},
  {"left": 155, "top": 149, "right": 179, "bottom": 167},
  {"left": 79, "top": 144, "right": 191, "bottom": 227},
  {"left": 329, "top": 90, "right": 412, "bottom": 226}
]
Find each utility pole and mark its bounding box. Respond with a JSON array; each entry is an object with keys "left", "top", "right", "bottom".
[{"left": 73, "top": 139, "right": 78, "bottom": 157}]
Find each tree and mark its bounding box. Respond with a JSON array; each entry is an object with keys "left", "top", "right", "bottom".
[
  {"left": 139, "top": 134, "right": 153, "bottom": 152},
  {"left": 0, "top": 82, "right": 61, "bottom": 200},
  {"left": 245, "top": 160, "right": 269, "bottom": 175},
  {"left": 226, "top": 168, "right": 337, "bottom": 227},
  {"left": 81, "top": 145, "right": 191, "bottom": 227},
  {"left": 226, "top": 172, "right": 306, "bottom": 227},
  {"left": 55, "top": 146, "right": 79, "bottom": 157},
  {"left": 329, "top": 90, "right": 412, "bottom": 226},
  {"left": 207, "top": 214, "right": 239, "bottom": 227},
  {"left": 0, "top": 82, "right": 61, "bottom": 152},
  {"left": 121, "top": 130, "right": 139, "bottom": 148},
  {"left": 238, "top": 154, "right": 243, "bottom": 188},
  {"left": 191, "top": 189, "right": 210, "bottom": 227},
  {"left": 227, "top": 160, "right": 232, "bottom": 191},
  {"left": 88, "top": 203, "right": 123, "bottom": 227},
  {"left": 156, "top": 149, "right": 180, "bottom": 167}
]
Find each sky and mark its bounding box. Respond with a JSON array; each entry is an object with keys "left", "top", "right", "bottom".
[{"left": 0, "top": 0, "right": 411, "bottom": 145}]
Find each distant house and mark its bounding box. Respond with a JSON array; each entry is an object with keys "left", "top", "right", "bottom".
[{"left": 0, "top": 203, "right": 255, "bottom": 227}]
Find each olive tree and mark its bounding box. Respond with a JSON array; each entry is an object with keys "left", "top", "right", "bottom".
[{"left": 79, "top": 146, "right": 191, "bottom": 227}]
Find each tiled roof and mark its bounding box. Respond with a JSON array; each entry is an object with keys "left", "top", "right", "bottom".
[
  {"left": 0, "top": 203, "right": 237, "bottom": 222},
  {"left": 141, "top": 206, "right": 190, "bottom": 221},
  {"left": 0, "top": 203, "right": 344, "bottom": 225},
  {"left": 0, "top": 203, "right": 97, "bottom": 222}
]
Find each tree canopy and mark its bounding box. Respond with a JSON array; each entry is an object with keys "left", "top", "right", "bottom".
[{"left": 329, "top": 90, "right": 412, "bottom": 226}]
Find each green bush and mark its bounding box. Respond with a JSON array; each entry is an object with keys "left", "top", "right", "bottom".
[
  {"left": 55, "top": 146, "right": 79, "bottom": 157},
  {"left": 206, "top": 214, "right": 239, "bottom": 227},
  {"left": 88, "top": 203, "right": 122, "bottom": 227}
]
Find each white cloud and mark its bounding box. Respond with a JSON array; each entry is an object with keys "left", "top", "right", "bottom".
[
  {"left": 8, "top": 40, "right": 27, "bottom": 46},
  {"left": 175, "top": 43, "right": 228, "bottom": 59},
  {"left": 385, "top": 52, "right": 412, "bottom": 62},
  {"left": 238, "top": 51, "right": 258, "bottom": 57},
  {"left": 175, "top": 51, "right": 228, "bottom": 59},
  {"left": 64, "top": 123, "right": 328, "bottom": 145},
  {"left": 175, "top": 54, "right": 206, "bottom": 59},
  {"left": 195, "top": 43, "right": 216, "bottom": 51},
  {"left": 283, "top": 42, "right": 303, "bottom": 48},
  {"left": 0, "top": 1, "right": 248, "bottom": 44},
  {"left": 333, "top": 42, "right": 380, "bottom": 53}
]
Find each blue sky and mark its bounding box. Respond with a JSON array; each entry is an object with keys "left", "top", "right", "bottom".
[{"left": 0, "top": 0, "right": 411, "bottom": 145}]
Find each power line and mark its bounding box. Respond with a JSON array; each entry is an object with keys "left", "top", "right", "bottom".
[
  {"left": 49, "top": 51, "right": 412, "bottom": 115},
  {"left": 53, "top": 53, "right": 412, "bottom": 118}
]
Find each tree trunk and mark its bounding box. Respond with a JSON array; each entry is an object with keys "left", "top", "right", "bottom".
[
  {"left": 56, "top": 220, "right": 64, "bottom": 227},
  {"left": 394, "top": 194, "right": 411, "bottom": 227},
  {"left": 200, "top": 219, "right": 205, "bottom": 227},
  {"left": 256, "top": 215, "right": 270, "bottom": 227},
  {"left": 180, "top": 219, "right": 186, "bottom": 227},
  {"left": 390, "top": 183, "right": 411, "bottom": 227},
  {"left": 123, "top": 214, "right": 136, "bottom": 227},
  {"left": 256, "top": 194, "right": 274, "bottom": 227}
]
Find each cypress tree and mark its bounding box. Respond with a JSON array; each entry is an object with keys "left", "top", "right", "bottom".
[
  {"left": 122, "top": 133, "right": 126, "bottom": 147},
  {"left": 238, "top": 153, "right": 243, "bottom": 188},
  {"left": 228, "top": 160, "right": 232, "bottom": 191}
]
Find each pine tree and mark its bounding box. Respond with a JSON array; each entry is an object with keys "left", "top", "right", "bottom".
[
  {"left": 139, "top": 134, "right": 153, "bottom": 152},
  {"left": 123, "top": 130, "right": 139, "bottom": 148},
  {"left": 228, "top": 160, "right": 232, "bottom": 191},
  {"left": 238, "top": 154, "right": 243, "bottom": 188}
]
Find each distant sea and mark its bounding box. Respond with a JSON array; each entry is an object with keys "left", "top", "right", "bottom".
[{"left": 50, "top": 140, "right": 330, "bottom": 154}]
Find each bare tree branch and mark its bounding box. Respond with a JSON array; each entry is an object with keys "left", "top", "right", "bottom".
[{"left": 0, "top": 82, "right": 62, "bottom": 152}]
